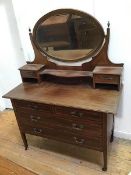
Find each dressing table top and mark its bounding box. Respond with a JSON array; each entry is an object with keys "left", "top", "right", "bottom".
[{"left": 3, "top": 82, "right": 121, "bottom": 114}]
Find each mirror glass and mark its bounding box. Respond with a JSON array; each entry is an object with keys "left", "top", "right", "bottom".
[{"left": 34, "top": 9, "right": 105, "bottom": 62}]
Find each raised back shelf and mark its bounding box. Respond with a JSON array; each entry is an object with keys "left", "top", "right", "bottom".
[{"left": 40, "top": 69, "right": 92, "bottom": 78}]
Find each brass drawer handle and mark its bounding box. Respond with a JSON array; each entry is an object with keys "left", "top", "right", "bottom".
[
  {"left": 70, "top": 111, "right": 83, "bottom": 117},
  {"left": 33, "top": 128, "right": 42, "bottom": 134},
  {"left": 70, "top": 111, "right": 77, "bottom": 116},
  {"left": 27, "top": 104, "right": 38, "bottom": 109},
  {"left": 73, "top": 137, "right": 85, "bottom": 144},
  {"left": 32, "top": 105, "right": 38, "bottom": 109},
  {"left": 30, "top": 115, "right": 40, "bottom": 122},
  {"left": 72, "top": 123, "right": 84, "bottom": 130},
  {"left": 103, "top": 76, "right": 113, "bottom": 80},
  {"left": 77, "top": 112, "right": 83, "bottom": 117}
]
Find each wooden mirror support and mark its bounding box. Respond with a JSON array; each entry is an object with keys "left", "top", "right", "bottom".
[{"left": 19, "top": 11, "right": 123, "bottom": 88}]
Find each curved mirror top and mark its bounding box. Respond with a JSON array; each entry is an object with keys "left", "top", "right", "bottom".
[{"left": 33, "top": 9, "right": 105, "bottom": 62}]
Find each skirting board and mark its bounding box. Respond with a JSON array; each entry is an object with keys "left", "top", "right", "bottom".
[
  {"left": 114, "top": 131, "right": 131, "bottom": 140},
  {"left": 0, "top": 106, "right": 5, "bottom": 111}
]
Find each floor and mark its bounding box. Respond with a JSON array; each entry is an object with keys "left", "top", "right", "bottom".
[
  {"left": 0, "top": 155, "right": 37, "bottom": 175},
  {"left": 0, "top": 110, "right": 131, "bottom": 175}
]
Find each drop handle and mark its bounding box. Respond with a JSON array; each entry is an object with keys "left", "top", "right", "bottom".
[
  {"left": 70, "top": 111, "right": 83, "bottom": 117},
  {"left": 29, "top": 105, "right": 38, "bottom": 110},
  {"left": 30, "top": 115, "right": 40, "bottom": 122},
  {"left": 73, "top": 137, "right": 85, "bottom": 144},
  {"left": 70, "top": 111, "right": 77, "bottom": 116},
  {"left": 33, "top": 128, "right": 42, "bottom": 134},
  {"left": 77, "top": 112, "right": 83, "bottom": 117},
  {"left": 72, "top": 123, "right": 84, "bottom": 130}
]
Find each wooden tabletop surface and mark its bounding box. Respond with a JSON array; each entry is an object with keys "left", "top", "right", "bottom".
[{"left": 3, "top": 82, "right": 121, "bottom": 114}]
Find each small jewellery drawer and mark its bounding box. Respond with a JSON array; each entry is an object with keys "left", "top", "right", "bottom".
[
  {"left": 16, "top": 110, "right": 102, "bottom": 138},
  {"left": 13, "top": 100, "right": 53, "bottom": 112},
  {"left": 93, "top": 74, "right": 119, "bottom": 84},
  {"left": 20, "top": 70, "right": 36, "bottom": 78},
  {"left": 21, "top": 124, "right": 102, "bottom": 150}
]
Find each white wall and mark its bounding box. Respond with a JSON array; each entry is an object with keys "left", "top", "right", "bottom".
[
  {"left": 0, "top": 0, "right": 26, "bottom": 109},
  {"left": 2, "top": 0, "right": 131, "bottom": 139},
  {"left": 94, "top": 0, "right": 131, "bottom": 139}
]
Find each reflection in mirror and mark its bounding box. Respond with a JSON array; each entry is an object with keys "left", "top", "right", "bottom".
[{"left": 35, "top": 10, "right": 105, "bottom": 62}]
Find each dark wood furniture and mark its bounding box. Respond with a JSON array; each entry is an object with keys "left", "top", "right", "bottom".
[
  {"left": 3, "top": 9, "right": 124, "bottom": 171},
  {"left": 19, "top": 64, "right": 45, "bottom": 83},
  {"left": 93, "top": 66, "right": 123, "bottom": 90},
  {"left": 3, "top": 82, "right": 121, "bottom": 171}
]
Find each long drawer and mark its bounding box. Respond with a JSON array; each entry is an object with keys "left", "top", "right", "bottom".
[
  {"left": 16, "top": 109, "right": 102, "bottom": 138},
  {"left": 13, "top": 100, "right": 103, "bottom": 123},
  {"left": 20, "top": 124, "right": 102, "bottom": 151},
  {"left": 13, "top": 100, "right": 53, "bottom": 113}
]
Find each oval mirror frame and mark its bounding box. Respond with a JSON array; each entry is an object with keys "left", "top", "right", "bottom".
[{"left": 33, "top": 9, "right": 105, "bottom": 62}]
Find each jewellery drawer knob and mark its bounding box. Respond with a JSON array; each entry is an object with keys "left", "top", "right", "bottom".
[
  {"left": 33, "top": 128, "right": 42, "bottom": 134},
  {"left": 30, "top": 115, "right": 40, "bottom": 122},
  {"left": 73, "top": 137, "right": 85, "bottom": 144},
  {"left": 72, "top": 123, "right": 84, "bottom": 130},
  {"left": 103, "top": 76, "right": 113, "bottom": 80}
]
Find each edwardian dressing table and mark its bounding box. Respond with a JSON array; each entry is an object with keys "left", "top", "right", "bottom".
[{"left": 3, "top": 9, "right": 123, "bottom": 171}]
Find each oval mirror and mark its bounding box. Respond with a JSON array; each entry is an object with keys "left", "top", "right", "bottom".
[{"left": 33, "top": 9, "right": 105, "bottom": 62}]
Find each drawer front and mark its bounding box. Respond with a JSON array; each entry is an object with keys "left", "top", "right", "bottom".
[
  {"left": 16, "top": 109, "right": 102, "bottom": 138},
  {"left": 13, "top": 100, "right": 53, "bottom": 113},
  {"left": 55, "top": 106, "right": 102, "bottom": 123},
  {"left": 13, "top": 100, "right": 102, "bottom": 123},
  {"left": 93, "top": 74, "right": 119, "bottom": 84},
  {"left": 21, "top": 124, "right": 102, "bottom": 150},
  {"left": 20, "top": 70, "right": 36, "bottom": 78},
  {"left": 13, "top": 100, "right": 103, "bottom": 138}
]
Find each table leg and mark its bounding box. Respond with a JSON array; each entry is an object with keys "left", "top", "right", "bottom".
[
  {"left": 102, "top": 149, "right": 107, "bottom": 171},
  {"left": 20, "top": 131, "right": 28, "bottom": 150},
  {"left": 110, "top": 115, "right": 114, "bottom": 142}
]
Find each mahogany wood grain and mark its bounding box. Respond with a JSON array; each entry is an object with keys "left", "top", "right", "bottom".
[
  {"left": 40, "top": 69, "right": 92, "bottom": 78},
  {"left": 93, "top": 66, "right": 123, "bottom": 90},
  {"left": 2, "top": 9, "right": 123, "bottom": 172},
  {"left": 3, "top": 82, "right": 120, "bottom": 170},
  {"left": 3, "top": 82, "right": 121, "bottom": 114}
]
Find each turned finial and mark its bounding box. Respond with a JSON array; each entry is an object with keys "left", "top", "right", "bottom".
[
  {"left": 107, "top": 21, "right": 110, "bottom": 28},
  {"left": 29, "top": 28, "right": 31, "bottom": 33}
]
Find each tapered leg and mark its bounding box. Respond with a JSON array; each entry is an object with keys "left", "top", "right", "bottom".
[
  {"left": 110, "top": 115, "right": 114, "bottom": 142},
  {"left": 20, "top": 131, "right": 28, "bottom": 150},
  {"left": 102, "top": 115, "right": 107, "bottom": 171},
  {"left": 102, "top": 150, "right": 107, "bottom": 171}
]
